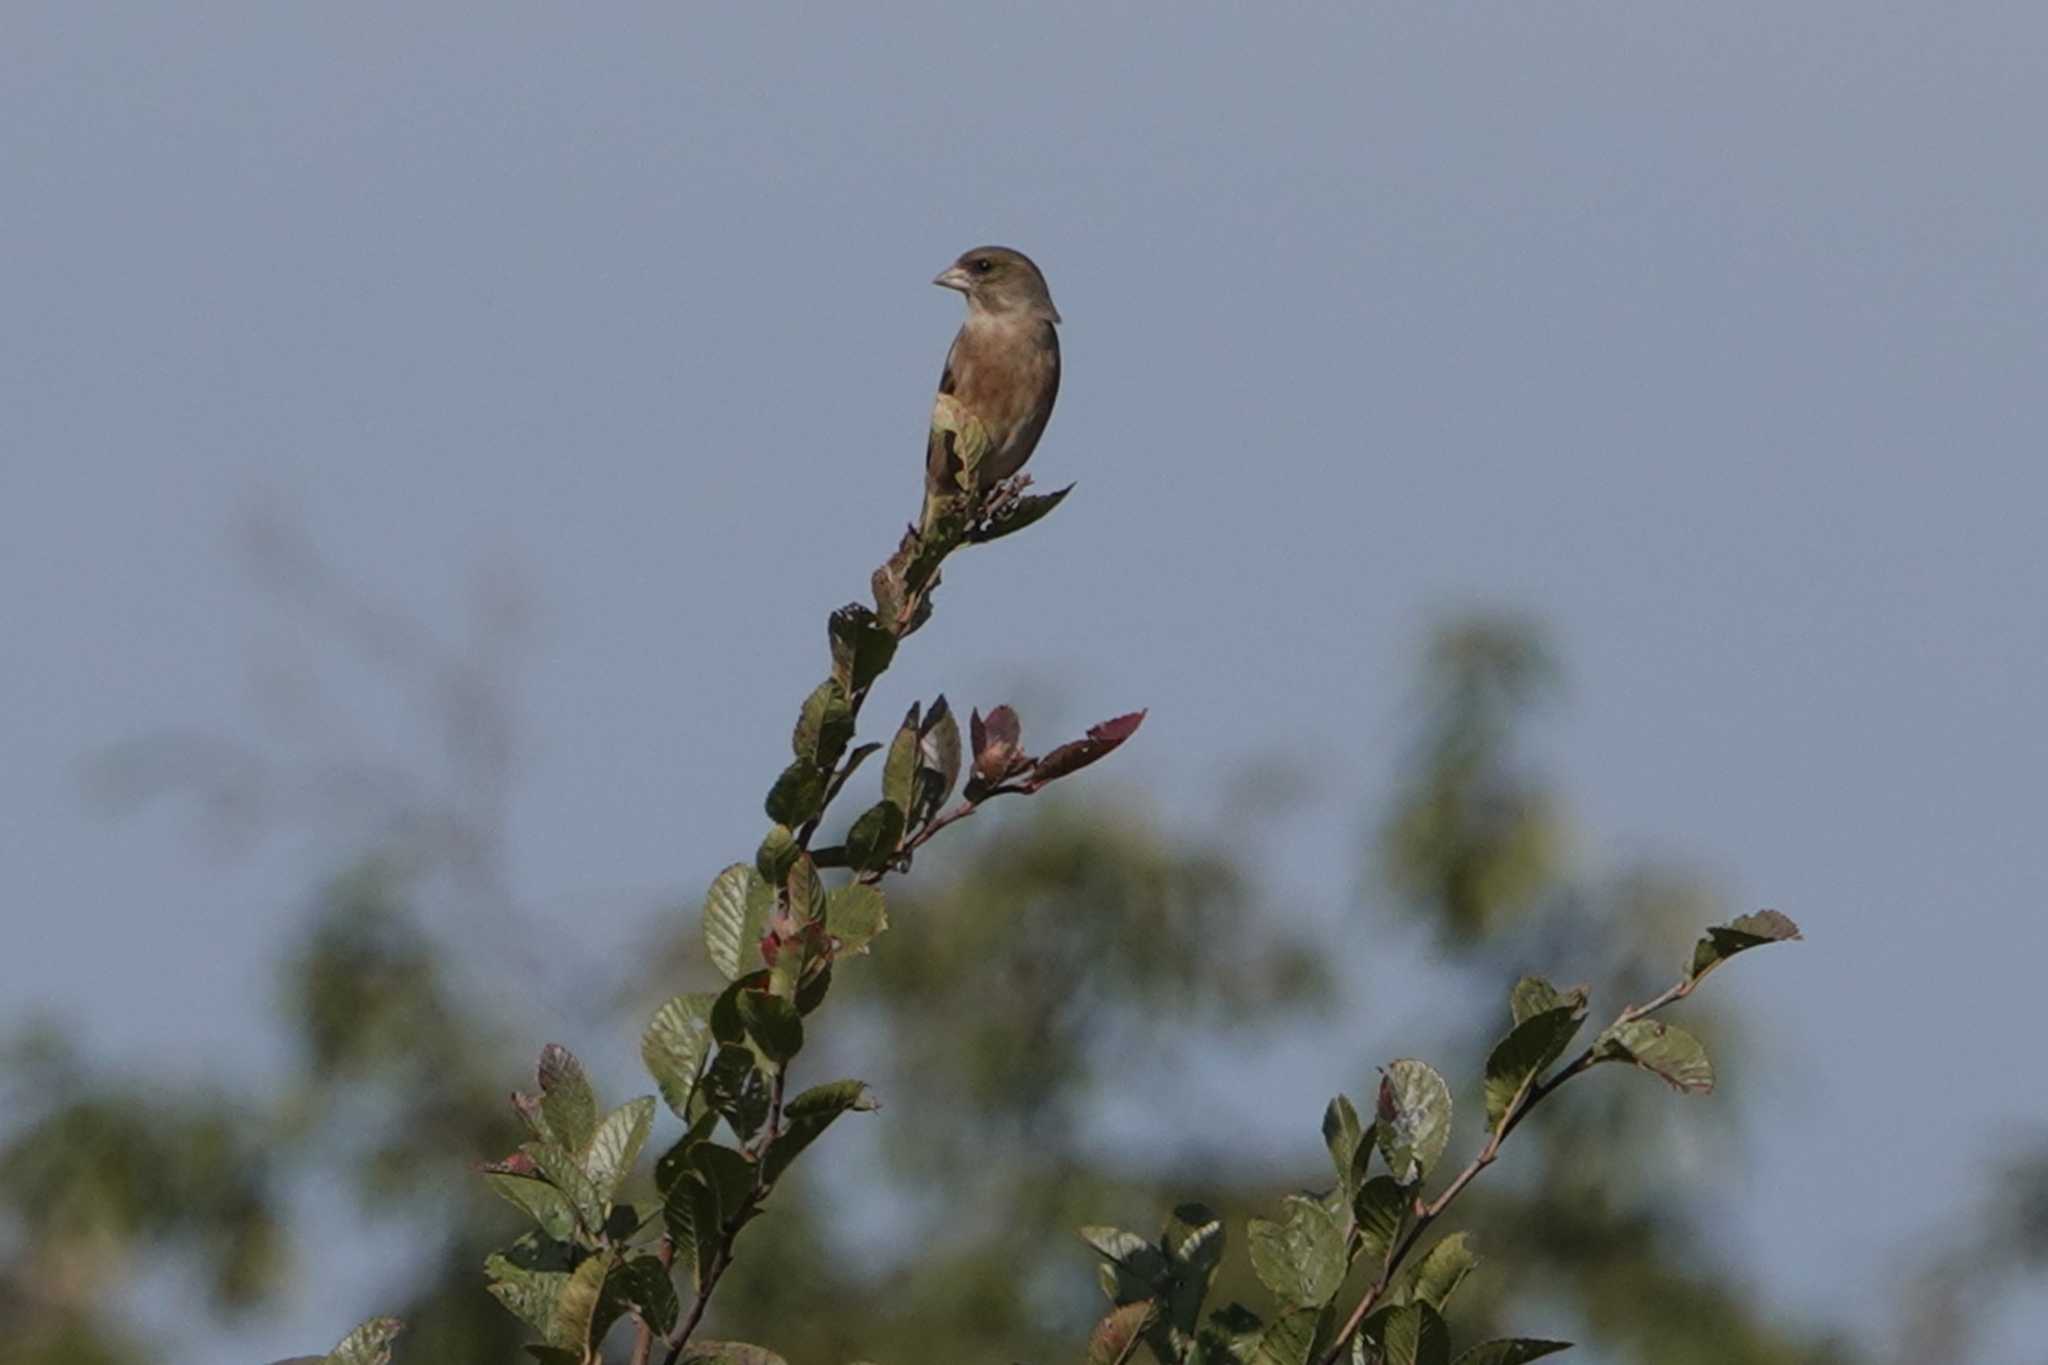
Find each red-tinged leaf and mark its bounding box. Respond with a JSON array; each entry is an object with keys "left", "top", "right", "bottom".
[
  {"left": 762, "top": 916, "right": 829, "bottom": 969},
  {"left": 510, "top": 1090, "right": 548, "bottom": 1140},
  {"left": 1087, "top": 1300, "right": 1158, "bottom": 1365},
  {"left": 1025, "top": 710, "right": 1147, "bottom": 790},
  {"left": 977, "top": 704, "right": 1020, "bottom": 752},
  {"left": 479, "top": 1150, "right": 542, "bottom": 1177},
  {"left": 971, "top": 705, "right": 1025, "bottom": 783}
]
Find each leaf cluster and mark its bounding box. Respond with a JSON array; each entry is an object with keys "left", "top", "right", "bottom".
[
  {"left": 1075, "top": 913, "right": 1803, "bottom": 1365},
  {"left": 457, "top": 468, "right": 1145, "bottom": 1362}
]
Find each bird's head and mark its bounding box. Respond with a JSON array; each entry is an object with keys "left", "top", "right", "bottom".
[{"left": 933, "top": 246, "right": 1060, "bottom": 323}]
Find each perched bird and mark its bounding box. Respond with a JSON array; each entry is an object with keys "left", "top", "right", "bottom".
[{"left": 922, "top": 245, "right": 1061, "bottom": 532}]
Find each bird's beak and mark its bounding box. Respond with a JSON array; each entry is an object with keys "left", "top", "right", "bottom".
[{"left": 932, "top": 265, "right": 972, "bottom": 293}]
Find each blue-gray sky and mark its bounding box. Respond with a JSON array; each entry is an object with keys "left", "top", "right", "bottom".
[{"left": 4, "top": 4, "right": 2044, "bottom": 1360}]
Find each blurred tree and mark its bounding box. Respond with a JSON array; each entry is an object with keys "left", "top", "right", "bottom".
[
  {"left": 1892, "top": 1133, "right": 2048, "bottom": 1363},
  {"left": 2, "top": 521, "right": 2014, "bottom": 1363}
]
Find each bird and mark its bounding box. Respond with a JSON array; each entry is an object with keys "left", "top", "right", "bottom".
[{"left": 922, "top": 245, "right": 1061, "bottom": 534}]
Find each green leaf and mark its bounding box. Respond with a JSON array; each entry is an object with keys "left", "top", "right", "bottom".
[
  {"left": 1248, "top": 1196, "right": 1346, "bottom": 1306},
  {"left": 652, "top": 1111, "right": 718, "bottom": 1195},
  {"left": 321, "top": 1317, "right": 404, "bottom": 1365},
  {"left": 1162, "top": 1202, "right": 1226, "bottom": 1343},
  {"left": 784, "top": 852, "right": 824, "bottom": 924},
  {"left": 702, "top": 864, "right": 775, "bottom": 981},
  {"left": 870, "top": 557, "right": 905, "bottom": 631},
  {"left": 614, "top": 1268, "right": 671, "bottom": 1342},
  {"left": 1376, "top": 1060, "right": 1453, "bottom": 1185},
  {"left": 524, "top": 1141, "right": 606, "bottom": 1238},
  {"left": 965, "top": 481, "right": 1075, "bottom": 543},
  {"left": 1483, "top": 1001, "right": 1589, "bottom": 1128},
  {"left": 687, "top": 1142, "right": 757, "bottom": 1220},
  {"left": 824, "top": 884, "right": 887, "bottom": 953},
  {"left": 662, "top": 1173, "right": 723, "bottom": 1289},
  {"left": 1509, "top": 975, "right": 1587, "bottom": 1026},
  {"left": 1378, "top": 1302, "right": 1451, "bottom": 1365},
  {"left": 522, "top": 1350, "right": 581, "bottom": 1365},
  {"left": 487, "top": 1263, "right": 567, "bottom": 1337},
  {"left": 763, "top": 927, "right": 804, "bottom": 1004},
  {"left": 536, "top": 1045, "right": 598, "bottom": 1154},
  {"left": 1250, "top": 1306, "right": 1322, "bottom": 1365},
  {"left": 678, "top": 1344, "right": 791, "bottom": 1365},
  {"left": 735, "top": 991, "right": 803, "bottom": 1065},
  {"left": 595, "top": 1252, "right": 677, "bottom": 1344},
  {"left": 602, "top": 1200, "right": 641, "bottom": 1243},
  {"left": 792, "top": 678, "right": 855, "bottom": 768},
  {"left": 703, "top": 1045, "right": 772, "bottom": 1140},
  {"left": 903, "top": 507, "right": 955, "bottom": 591},
  {"left": 795, "top": 959, "right": 832, "bottom": 1014},
  {"left": 643, "top": 993, "right": 717, "bottom": 1118},
  {"left": 918, "top": 695, "right": 964, "bottom": 813},
  {"left": 1247, "top": 1209, "right": 1342, "bottom": 1310},
  {"left": 1088, "top": 1300, "right": 1158, "bottom": 1365},
  {"left": 1322, "top": 1094, "right": 1373, "bottom": 1199},
  {"left": 480, "top": 1166, "right": 578, "bottom": 1242},
  {"left": 1598, "top": 1019, "right": 1714, "bottom": 1093},
  {"left": 546, "top": 1251, "right": 612, "bottom": 1350},
  {"left": 1198, "top": 1303, "right": 1266, "bottom": 1365},
  {"left": 763, "top": 759, "right": 827, "bottom": 827},
  {"left": 931, "top": 394, "right": 991, "bottom": 489},
  {"left": 1352, "top": 1175, "right": 1407, "bottom": 1265},
  {"left": 882, "top": 703, "right": 922, "bottom": 812},
  {"left": 1452, "top": 1341, "right": 1572, "bottom": 1365},
  {"left": 764, "top": 1079, "right": 876, "bottom": 1183},
  {"left": 1244, "top": 1218, "right": 1290, "bottom": 1293},
  {"left": 1389, "top": 1232, "right": 1476, "bottom": 1310},
  {"left": 1322, "top": 1093, "right": 1364, "bottom": 1173},
  {"left": 708, "top": 973, "right": 758, "bottom": 1045},
  {"left": 828, "top": 602, "right": 897, "bottom": 695},
  {"left": 1082, "top": 1224, "right": 1169, "bottom": 1307},
  {"left": 1688, "top": 909, "right": 1802, "bottom": 983},
  {"left": 580, "top": 1096, "right": 655, "bottom": 1205},
  {"left": 1080, "top": 1224, "right": 1155, "bottom": 1266},
  {"left": 844, "top": 799, "right": 907, "bottom": 872},
  {"left": 754, "top": 824, "right": 798, "bottom": 883}
]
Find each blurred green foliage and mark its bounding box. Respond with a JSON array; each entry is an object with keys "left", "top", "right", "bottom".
[{"left": 0, "top": 614, "right": 2020, "bottom": 1362}]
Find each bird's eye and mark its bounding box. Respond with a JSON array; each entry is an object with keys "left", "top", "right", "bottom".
[{"left": 972, "top": 258, "right": 994, "bottom": 273}]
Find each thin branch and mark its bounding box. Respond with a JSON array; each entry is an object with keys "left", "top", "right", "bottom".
[
  {"left": 853, "top": 784, "right": 1028, "bottom": 886},
  {"left": 1313, "top": 970, "right": 1701, "bottom": 1365},
  {"left": 662, "top": 1261, "right": 722, "bottom": 1365},
  {"left": 627, "top": 1238, "right": 675, "bottom": 1365},
  {"left": 652, "top": 499, "right": 1048, "bottom": 1361},
  {"left": 660, "top": 1062, "right": 792, "bottom": 1365}
]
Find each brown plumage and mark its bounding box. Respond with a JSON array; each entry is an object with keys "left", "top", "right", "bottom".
[{"left": 924, "top": 246, "right": 1061, "bottom": 514}]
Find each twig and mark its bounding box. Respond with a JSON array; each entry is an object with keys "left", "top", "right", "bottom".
[
  {"left": 659, "top": 1062, "right": 792, "bottom": 1365},
  {"left": 655, "top": 502, "right": 1040, "bottom": 1360},
  {"left": 662, "top": 1260, "right": 722, "bottom": 1365},
  {"left": 1313, "top": 971, "right": 1700, "bottom": 1365},
  {"left": 853, "top": 784, "right": 1027, "bottom": 886},
  {"left": 627, "top": 1237, "right": 673, "bottom": 1365}
]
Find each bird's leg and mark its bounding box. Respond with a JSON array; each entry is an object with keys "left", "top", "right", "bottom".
[{"left": 977, "top": 474, "right": 1035, "bottom": 527}]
